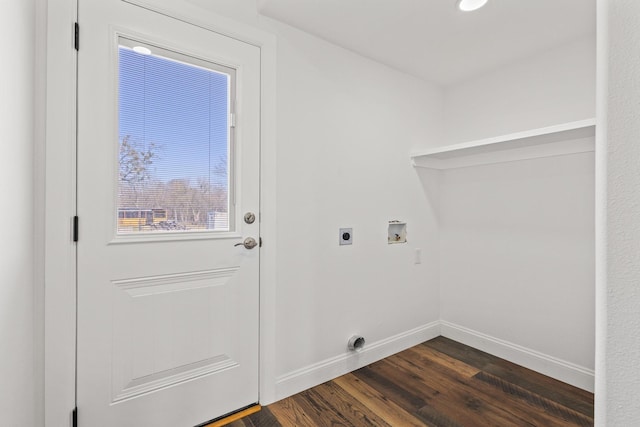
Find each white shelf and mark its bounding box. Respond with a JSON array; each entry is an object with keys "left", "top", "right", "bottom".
[{"left": 411, "top": 119, "right": 596, "bottom": 170}]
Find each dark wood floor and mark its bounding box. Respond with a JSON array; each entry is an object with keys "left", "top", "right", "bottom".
[{"left": 230, "top": 337, "right": 594, "bottom": 426}]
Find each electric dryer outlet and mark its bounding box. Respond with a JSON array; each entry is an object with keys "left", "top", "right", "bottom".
[{"left": 339, "top": 228, "right": 353, "bottom": 245}]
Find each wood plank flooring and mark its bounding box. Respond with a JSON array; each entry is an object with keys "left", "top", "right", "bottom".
[{"left": 229, "top": 337, "right": 594, "bottom": 426}]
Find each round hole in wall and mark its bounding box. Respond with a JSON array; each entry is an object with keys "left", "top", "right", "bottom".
[{"left": 348, "top": 335, "right": 365, "bottom": 351}]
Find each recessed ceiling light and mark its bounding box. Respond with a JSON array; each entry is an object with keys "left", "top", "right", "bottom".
[
  {"left": 457, "top": 0, "right": 488, "bottom": 12},
  {"left": 132, "top": 46, "right": 152, "bottom": 55}
]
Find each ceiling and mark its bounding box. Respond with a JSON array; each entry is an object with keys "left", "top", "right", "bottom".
[{"left": 256, "top": 0, "right": 596, "bottom": 86}]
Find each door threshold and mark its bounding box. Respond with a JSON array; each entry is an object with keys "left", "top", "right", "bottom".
[{"left": 197, "top": 404, "right": 261, "bottom": 427}]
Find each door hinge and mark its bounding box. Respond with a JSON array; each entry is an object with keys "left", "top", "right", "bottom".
[
  {"left": 74, "top": 22, "right": 79, "bottom": 51},
  {"left": 72, "top": 407, "right": 78, "bottom": 427},
  {"left": 73, "top": 216, "right": 79, "bottom": 242},
  {"left": 230, "top": 113, "right": 236, "bottom": 128},
  {"left": 259, "top": 237, "right": 262, "bottom": 247}
]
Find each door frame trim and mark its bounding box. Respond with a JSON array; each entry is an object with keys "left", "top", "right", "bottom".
[{"left": 44, "top": 1, "right": 277, "bottom": 425}]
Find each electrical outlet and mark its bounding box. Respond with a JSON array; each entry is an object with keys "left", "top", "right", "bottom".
[{"left": 339, "top": 228, "right": 353, "bottom": 245}]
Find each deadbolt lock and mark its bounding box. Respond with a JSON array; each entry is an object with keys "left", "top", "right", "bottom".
[{"left": 244, "top": 212, "right": 256, "bottom": 224}]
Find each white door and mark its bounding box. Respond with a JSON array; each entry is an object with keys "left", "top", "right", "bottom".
[{"left": 76, "top": 1, "right": 261, "bottom": 426}]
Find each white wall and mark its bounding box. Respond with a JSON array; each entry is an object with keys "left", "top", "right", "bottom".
[
  {"left": 437, "top": 35, "right": 596, "bottom": 390},
  {"left": 0, "top": 1, "right": 36, "bottom": 426},
  {"left": 34, "top": 1, "right": 47, "bottom": 424},
  {"left": 444, "top": 36, "right": 596, "bottom": 144},
  {"left": 272, "top": 21, "right": 442, "bottom": 384},
  {"left": 439, "top": 153, "right": 595, "bottom": 375},
  {"left": 598, "top": 0, "right": 640, "bottom": 423},
  {"left": 189, "top": 0, "right": 444, "bottom": 400}
]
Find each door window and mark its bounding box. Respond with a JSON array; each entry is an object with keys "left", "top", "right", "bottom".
[{"left": 117, "top": 38, "right": 235, "bottom": 234}]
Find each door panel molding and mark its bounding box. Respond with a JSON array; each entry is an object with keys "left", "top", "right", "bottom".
[
  {"left": 114, "top": 355, "right": 237, "bottom": 403},
  {"left": 112, "top": 267, "right": 240, "bottom": 293}
]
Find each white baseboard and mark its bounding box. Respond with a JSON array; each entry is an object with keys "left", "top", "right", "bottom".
[
  {"left": 272, "top": 321, "right": 441, "bottom": 403},
  {"left": 440, "top": 321, "right": 595, "bottom": 392},
  {"left": 269, "top": 320, "right": 593, "bottom": 405}
]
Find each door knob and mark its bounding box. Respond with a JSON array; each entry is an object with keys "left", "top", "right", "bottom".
[{"left": 234, "top": 237, "right": 258, "bottom": 249}]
